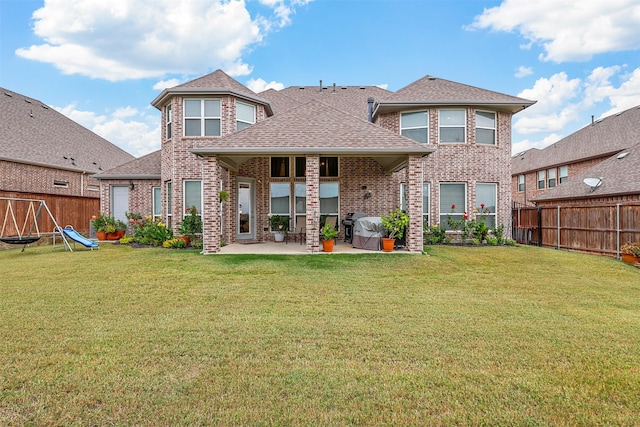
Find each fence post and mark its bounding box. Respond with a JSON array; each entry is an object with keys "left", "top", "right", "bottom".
[
  {"left": 537, "top": 207, "right": 542, "bottom": 247},
  {"left": 616, "top": 203, "right": 621, "bottom": 259},
  {"left": 557, "top": 206, "right": 561, "bottom": 250}
]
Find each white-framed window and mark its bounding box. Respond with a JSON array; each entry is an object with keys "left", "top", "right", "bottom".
[
  {"left": 439, "top": 109, "right": 466, "bottom": 143},
  {"left": 184, "top": 180, "right": 202, "bottom": 215},
  {"left": 476, "top": 111, "right": 496, "bottom": 145},
  {"left": 537, "top": 170, "right": 546, "bottom": 189},
  {"left": 423, "top": 182, "right": 430, "bottom": 227},
  {"left": 236, "top": 102, "right": 255, "bottom": 130},
  {"left": 518, "top": 175, "right": 525, "bottom": 192},
  {"left": 270, "top": 183, "right": 290, "bottom": 217},
  {"left": 401, "top": 182, "right": 430, "bottom": 226},
  {"left": 271, "top": 157, "right": 290, "bottom": 177},
  {"left": 320, "top": 183, "right": 339, "bottom": 216},
  {"left": 295, "top": 183, "right": 306, "bottom": 231},
  {"left": 152, "top": 187, "right": 161, "bottom": 219},
  {"left": 165, "top": 104, "right": 172, "bottom": 139},
  {"left": 166, "top": 181, "right": 172, "bottom": 228},
  {"left": 476, "top": 183, "right": 497, "bottom": 228},
  {"left": 439, "top": 183, "right": 466, "bottom": 229},
  {"left": 184, "top": 99, "right": 221, "bottom": 136},
  {"left": 401, "top": 110, "right": 429, "bottom": 143},
  {"left": 547, "top": 168, "right": 556, "bottom": 188},
  {"left": 559, "top": 166, "right": 569, "bottom": 184}
]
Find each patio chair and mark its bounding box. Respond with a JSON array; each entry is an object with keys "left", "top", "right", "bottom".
[{"left": 292, "top": 217, "right": 306, "bottom": 245}]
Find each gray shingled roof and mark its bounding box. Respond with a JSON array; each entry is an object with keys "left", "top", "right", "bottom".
[
  {"left": 532, "top": 141, "right": 640, "bottom": 202},
  {"left": 190, "top": 99, "right": 435, "bottom": 173},
  {"left": 375, "top": 74, "right": 535, "bottom": 115},
  {"left": 513, "top": 105, "right": 640, "bottom": 175},
  {"left": 0, "top": 87, "right": 134, "bottom": 173},
  {"left": 151, "top": 69, "right": 273, "bottom": 115},
  {"left": 265, "top": 84, "right": 393, "bottom": 120},
  {"left": 93, "top": 150, "right": 161, "bottom": 179}
]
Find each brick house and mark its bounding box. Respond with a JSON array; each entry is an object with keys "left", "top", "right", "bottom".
[
  {"left": 96, "top": 70, "right": 534, "bottom": 254},
  {"left": 512, "top": 105, "right": 640, "bottom": 206},
  {"left": 0, "top": 87, "right": 134, "bottom": 235}
]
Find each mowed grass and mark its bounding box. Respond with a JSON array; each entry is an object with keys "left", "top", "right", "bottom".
[{"left": 1, "top": 244, "right": 639, "bottom": 426}]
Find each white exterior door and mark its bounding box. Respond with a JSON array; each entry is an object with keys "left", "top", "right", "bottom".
[
  {"left": 111, "top": 186, "right": 129, "bottom": 223},
  {"left": 236, "top": 179, "right": 255, "bottom": 240}
]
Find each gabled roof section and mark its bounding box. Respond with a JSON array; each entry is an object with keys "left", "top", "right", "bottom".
[
  {"left": 374, "top": 74, "right": 535, "bottom": 115},
  {"left": 532, "top": 142, "right": 640, "bottom": 202},
  {"left": 261, "top": 84, "right": 392, "bottom": 120},
  {"left": 94, "top": 150, "right": 161, "bottom": 179},
  {"left": 151, "top": 69, "right": 273, "bottom": 115},
  {"left": 512, "top": 105, "right": 640, "bottom": 175},
  {"left": 190, "top": 99, "right": 435, "bottom": 173},
  {"left": 0, "top": 87, "right": 134, "bottom": 173}
]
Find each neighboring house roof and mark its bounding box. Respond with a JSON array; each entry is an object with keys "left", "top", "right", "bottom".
[
  {"left": 190, "top": 99, "right": 435, "bottom": 173},
  {"left": 513, "top": 105, "right": 640, "bottom": 175},
  {"left": 0, "top": 87, "right": 134, "bottom": 173},
  {"left": 151, "top": 69, "right": 274, "bottom": 115},
  {"left": 532, "top": 142, "right": 640, "bottom": 202},
  {"left": 93, "top": 150, "right": 161, "bottom": 180},
  {"left": 375, "top": 74, "right": 535, "bottom": 115}
]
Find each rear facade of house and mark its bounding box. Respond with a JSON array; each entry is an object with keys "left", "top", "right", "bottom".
[{"left": 96, "top": 70, "right": 533, "bottom": 254}]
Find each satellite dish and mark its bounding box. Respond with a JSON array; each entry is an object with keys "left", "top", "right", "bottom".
[{"left": 583, "top": 177, "right": 602, "bottom": 192}]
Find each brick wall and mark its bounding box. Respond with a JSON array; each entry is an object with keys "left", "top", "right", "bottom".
[{"left": 2, "top": 160, "right": 101, "bottom": 198}]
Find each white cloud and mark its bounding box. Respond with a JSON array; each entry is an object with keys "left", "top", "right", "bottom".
[
  {"left": 512, "top": 66, "right": 640, "bottom": 153},
  {"left": 246, "top": 77, "right": 285, "bottom": 92},
  {"left": 469, "top": 0, "right": 640, "bottom": 62},
  {"left": 515, "top": 66, "right": 533, "bottom": 78},
  {"left": 512, "top": 133, "right": 562, "bottom": 155},
  {"left": 16, "top": 0, "right": 312, "bottom": 81},
  {"left": 153, "top": 79, "right": 181, "bottom": 91},
  {"left": 55, "top": 103, "right": 160, "bottom": 157}
]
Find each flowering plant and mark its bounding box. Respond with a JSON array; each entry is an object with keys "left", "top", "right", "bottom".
[
  {"left": 621, "top": 242, "right": 640, "bottom": 256},
  {"left": 381, "top": 207, "right": 409, "bottom": 239},
  {"left": 127, "top": 213, "right": 172, "bottom": 246},
  {"left": 178, "top": 206, "right": 203, "bottom": 243}
]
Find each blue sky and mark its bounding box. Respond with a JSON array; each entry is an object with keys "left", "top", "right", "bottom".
[{"left": 1, "top": 0, "right": 639, "bottom": 157}]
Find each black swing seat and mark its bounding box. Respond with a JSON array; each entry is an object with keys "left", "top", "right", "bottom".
[{"left": 0, "top": 236, "right": 41, "bottom": 245}]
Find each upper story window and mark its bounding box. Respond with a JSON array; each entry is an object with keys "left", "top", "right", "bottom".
[
  {"left": 439, "top": 109, "right": 466, "bottom": 143},
  {"left": 400, "top": 111, "right": 429, "bottom": 143},
  {"left": 165, "top": 104, "right": 172, "bottom": 139},
  {"left": 236, "top": 102, "right": 255, "bottom": 130},
  {"left": 184, "top": 99, "right": 221, "bottom": 137},
  {"left": 559, "top": 166, "right": 568, "bottom": 184},
  {"left": 547, "top": 168, "right": 556, "bottom": 188},
  {"left": 537, "top": 170, "right": 546, "bottom": 189},
  {"left": 476, "top": 111, "right": 496, "bottom": 145},
  {"left": 518, "top": 175, "right": 525, "bottom": 192}
]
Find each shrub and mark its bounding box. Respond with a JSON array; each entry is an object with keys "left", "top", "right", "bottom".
[{"left": 163, "top": 238, "right": 187, "bottom": 249}]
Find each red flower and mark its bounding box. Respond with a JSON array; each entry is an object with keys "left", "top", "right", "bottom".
[
  {"left": 451, "top": 204, "right": 456, "bottom": 210},
  {"left": 481, "top": 203, "right": 485, "bottom": 208},
  {"left": 464, "top": 212, "right": 468, "bottom": 220}
]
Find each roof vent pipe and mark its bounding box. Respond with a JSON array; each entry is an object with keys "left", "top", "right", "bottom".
[
  {"left": 332, "top": 83, "right": 336, "bottom": 94},
  {"left": 319, "top": 80, "right": 323, "bottom": 93},
  {"left": 367, "top": 97, "right": 374, "bottom": 122},
  {"left": 592, "top": 115, "right": 594, "bottom": 125}
]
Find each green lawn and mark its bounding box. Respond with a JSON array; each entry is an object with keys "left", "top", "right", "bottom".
[{"left": 1, "top": 244, "right": 639, "bottom": 426}]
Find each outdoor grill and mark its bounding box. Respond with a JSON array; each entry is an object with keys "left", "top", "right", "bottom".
[{"left": 342, "top": 212, "right": 366, "bottom": 243}]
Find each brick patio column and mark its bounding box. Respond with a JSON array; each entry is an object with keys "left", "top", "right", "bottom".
[
  {"left": 406, "top": 155, "right": 424, "bottom": 253},
  {"left": 305, "top": 155, "right": 320, "bottom": 253},
  {"left": 202, "top": 155, "right": 220, "bottom": 254}
]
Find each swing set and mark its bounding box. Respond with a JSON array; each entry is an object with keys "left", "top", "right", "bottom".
[{"left": 0, "top": 197, "right": 72, "bottom": 252}]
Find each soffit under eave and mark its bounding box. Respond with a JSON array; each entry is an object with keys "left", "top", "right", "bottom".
[
  {"left": 372, "top": 101, "right": 534, "bottom": 117},
  {"left": 194, "top": 152, "right": 433, "bottom": 174}
]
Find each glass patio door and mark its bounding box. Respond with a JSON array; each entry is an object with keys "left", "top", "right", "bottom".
[{"left": 236, "top": 179, "right": 254, "bottom": 240}]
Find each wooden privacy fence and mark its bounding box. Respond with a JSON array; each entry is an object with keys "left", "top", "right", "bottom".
[
  {"left": 512, "top": 203, "right": 640, "bottom": 258},
  {"left": 0, "top": 192, "right": 98, "bottom": 237}
]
